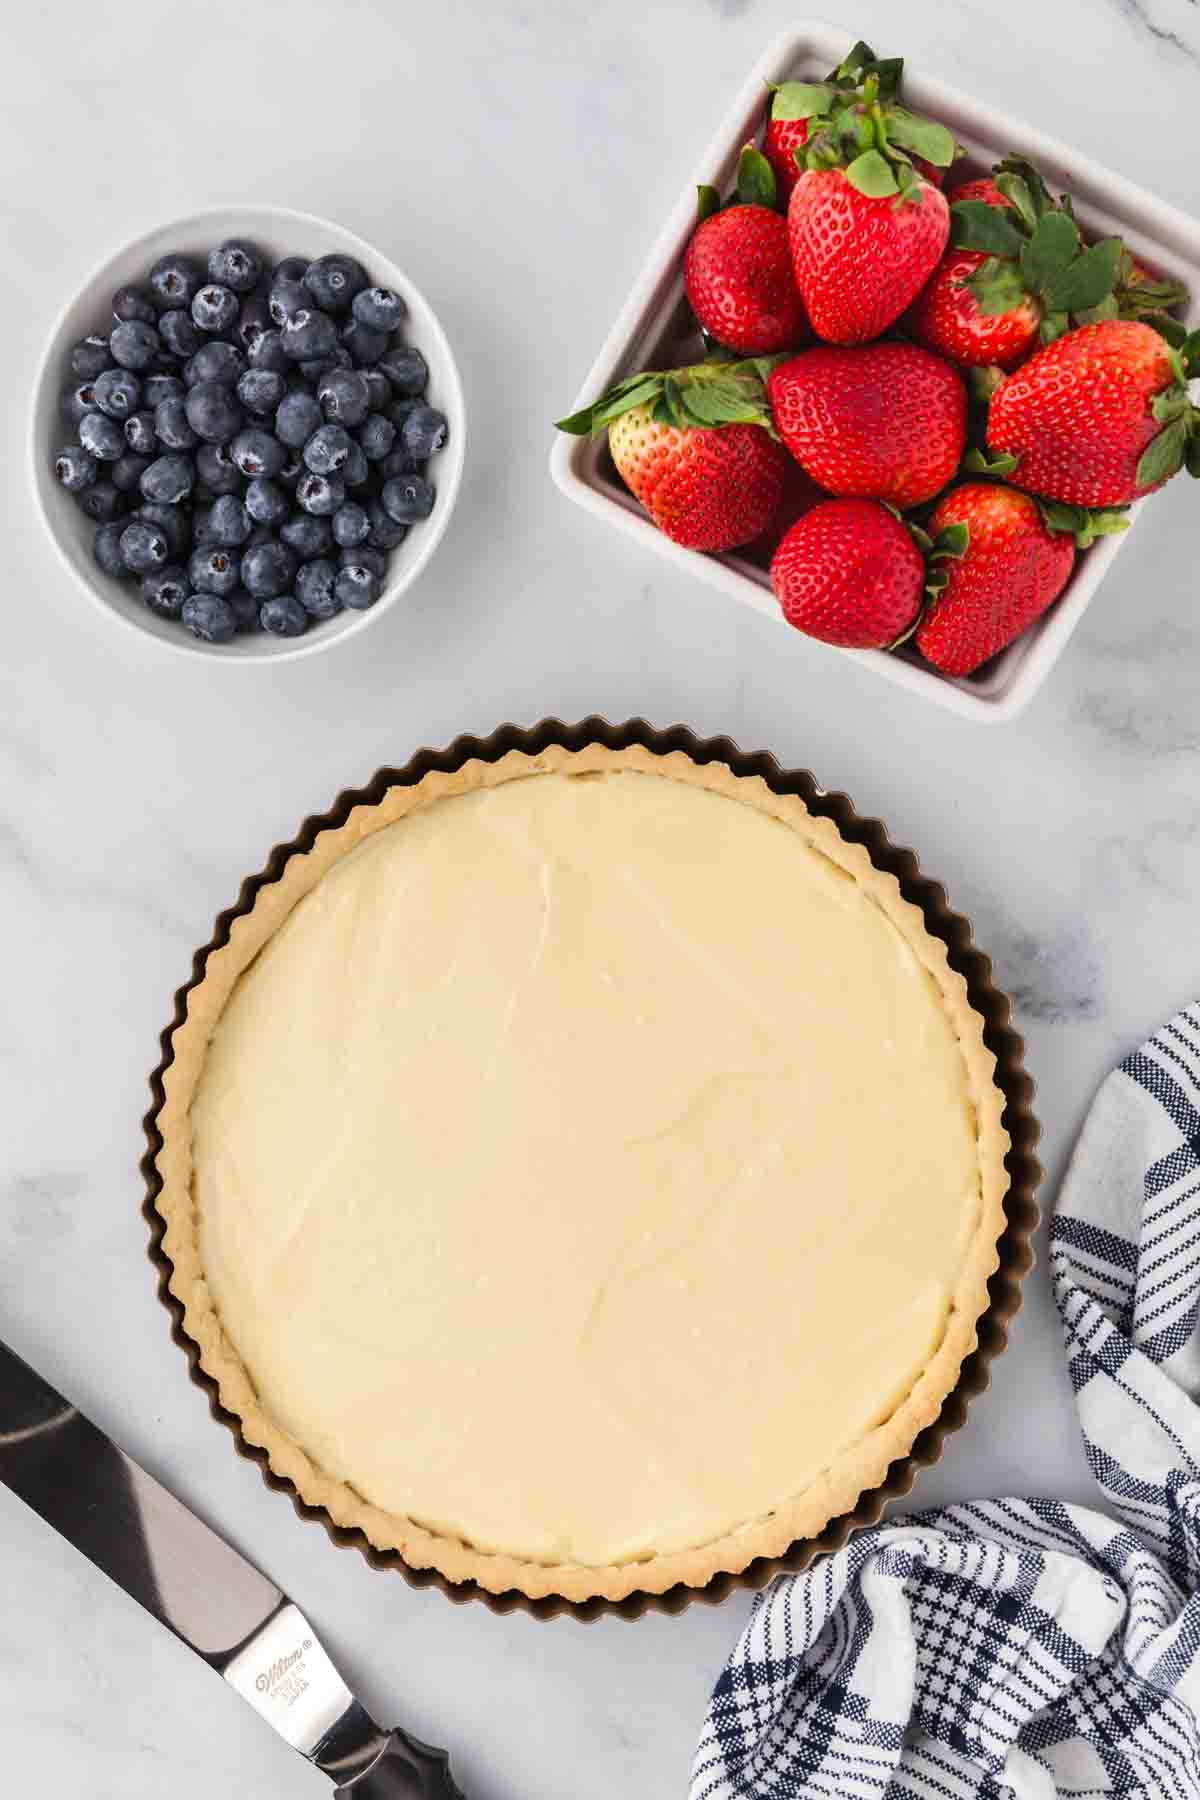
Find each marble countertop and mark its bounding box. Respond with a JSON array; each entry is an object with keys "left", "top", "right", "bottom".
[{"left": 4, "top": 0, "right": 1199, "bottom": 1794}]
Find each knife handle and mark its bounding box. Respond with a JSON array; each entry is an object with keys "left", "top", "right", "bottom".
[{"left": 332, "top": 1726, "right": 464, "bottom": 1799}]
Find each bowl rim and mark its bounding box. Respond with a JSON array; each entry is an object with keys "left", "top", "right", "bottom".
[
  {"left": 30, "top": 202, "right": 466, "bottom": 664},
  {"left": 140, "top": 715, "right": 1043, "bottom": 1622}
]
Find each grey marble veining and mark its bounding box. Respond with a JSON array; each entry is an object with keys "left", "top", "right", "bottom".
[{"left": 3, "top": 1, "right": 1200, "bottom": 1796}]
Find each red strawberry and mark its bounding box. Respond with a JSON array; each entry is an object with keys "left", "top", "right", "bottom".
[
  {"left": 915, "top": 483, "right": 1076, "bottom": 674},
  {"left": 556, "top": 358, "right": 787, "bottom": 552},
  {"left": 987, "top": 319, "right": 1200, "bottom": 506},
  {"left": 789, "top": 167, "right": 950, "bottom": 344},
  {"left": 768, "top": 342, "right": 966, "bottom": 508},
  {"left": 770, "top": 498, "right": 926, "bottom": 647},
  {"left": 684, "top": 204, "right": 807, "bottom": 354},
  {"left": 764, "top": 116, "right": 808, "bottom": 207},
  {"left": 909, "top": 159, "right": 1125, "bottom": 371}
]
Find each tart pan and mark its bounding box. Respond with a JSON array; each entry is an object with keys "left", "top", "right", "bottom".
[{"left": 141, "top": 716, "right": 1041, "bottom": 1623}]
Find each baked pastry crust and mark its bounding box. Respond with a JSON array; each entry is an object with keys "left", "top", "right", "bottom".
[{"left": 153, "top": 743, "right": 1010, "bottom": 1604}]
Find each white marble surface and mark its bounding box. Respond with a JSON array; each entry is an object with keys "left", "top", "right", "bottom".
[{"left": 3, "top": 0, "right": 1200, "bottom": 1794}]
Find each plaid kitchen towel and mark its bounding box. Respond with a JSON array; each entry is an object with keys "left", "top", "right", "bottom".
[{"left": 691, "top": 1004, "right": 1200, "bottom": 1800}]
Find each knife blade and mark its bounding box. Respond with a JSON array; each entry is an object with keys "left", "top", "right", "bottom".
[{"left": 0, "top": 1338, "right": 463, "bottom": 1799}]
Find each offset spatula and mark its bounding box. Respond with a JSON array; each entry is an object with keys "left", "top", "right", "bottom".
[{"left": 0, "top": 1338, "right": 462, "bottom": 1798}]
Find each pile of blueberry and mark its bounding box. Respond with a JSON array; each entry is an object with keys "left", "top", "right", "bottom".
[{"left": 54, "top": 240, "right": 448, "bottom": 643}]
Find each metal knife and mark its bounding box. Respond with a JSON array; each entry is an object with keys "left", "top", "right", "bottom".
[{"left": 0, "top": 1338, "right": 462, "bottom": 1798}]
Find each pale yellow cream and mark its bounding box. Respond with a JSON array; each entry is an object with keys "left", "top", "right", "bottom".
[{"left": 191, "top": 769, "right": 981, "bottom": 1567}]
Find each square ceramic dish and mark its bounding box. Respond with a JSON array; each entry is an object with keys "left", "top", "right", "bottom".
[{"left": 550, "top": 24, "right": 1200, "bottom": 721}]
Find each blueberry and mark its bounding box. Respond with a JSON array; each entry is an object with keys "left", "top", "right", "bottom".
[
  {"left": 339, "top": 543, "right": 386, "bottom": 578},
  {"left": 275, "top": 389, "right": 322, "bottom": 449},
  {"left": 362, "top": 368, "right": 391, "bottom": 412},
  {"left": 352, "top": 285, "right": 406, "bottom": 333},
  {"left": 186, "top": 382, "right": 242, "bottom": 444},
  {"left": 54, "top": 444, "right": 97, "bottom": 493},
  {"left": 110, "top": 321, "right": 161, "bottom": 372},
  {"left": 385, "top": 396, "right": 419, "bottom": 433},
  {"left": 260, "top": 594, "right": 309, "bottom": 636},
  {"left": 229, "top": 587, "right": 260, "bottom": 632},
  {"left": 184, "top": 341, "right": 245, "bottom": 388},
  {"left": 69, "top": 335, "right": 111, "bottom": 381},
  {"left": 274, "top": 255, "right": 309, "bottom": 282},
  {"left": 93, "top": 519, "right": 128, "bottom": 577},
  {"left": 358, "top": 413, "right": 395, "bottom": 461},
  {"left": 317, "top": 364, "right": 370, "bottom": 427},
  {"left": 365, "top": 497, "right": 408, "bottom": 550},
  {"left": 192, "top": 284, "right": 239, "bottom": 334},
  {"left": 196, "top": 441, "right": 242, "bottom": 495},
  {"left": 120, "top": 519, "right": 170, "bottom": 573},
  {"left": 379, "top": 345, "right": 428, "bottom": 396},
  {"left": 247, "top": 328, "right": 289, "bottom": 373},
  {"left": 332, "top": 501, "right": 370, "bottom": 548},
  {"left": 304, "top": 254, "right": 366, "bottom": 314},
  {"left": 113, "top": 284, "right": 157, "bottom": 326},
  {"left": 79, "top": 412, "right": 125, "bottom": 461},
  {"left": 300, "top": 345, "right": 352, "bottom": 384},
  {"left": 136, "top": 501, "right": 191, "bottom": 557},
  {"left": 208, "top": 239, "right": 262, "bottom": 294},
  {"left": 236, "top": 291, "right": 271, "bottom": 353},
  {"left": 62, "top": 381, "right": 100, "bottom": 424},
  {"left": 140, "top": 453, "right": 195, "bottom": 505},
  {"left": 189, "top": 543, "right": 241, "bottom": 595},
  {"left": 244, "top": 477, "right": 288, "bottom": 526},
  {"left": 93, "top": 367, "right": 141, "bottom": 419},
  {"left": 296, "top": 470, "right": 344, "bottom": 515},
  {"left": 382, "top": 474, "right": 435, "bottom": 523},
  {"left": 280, "top": 512, "right": 332, "bottom": 559},
  {"left": 231, "top": 428, "right": 286, "bottom": 479},
  {"left": 303, "top": 422, "right": 352, "bottom": 475},
  {"left": 141, "top": 565, "right": 189, "bottom": 619},
  {"left": 240, "top": 539, "right": 297, "bottom": 598},
  {"left": 246, "top": 523, "right": 276, "bottom": 545},
  {"left": 379, "top": 447, "right": 417, "bottom": 482},
  {"left": 143, "top": 372, "right": 185, "bottom": 411},
  {"left": 191, "top": 503, "right": 214, "bottom": 545},
  {"left": 149, "top": 254, "right": 203, "bottom": 310},
  {"left": 111, "top": 451, "right": 152, "bottom": 493},
  {"left": 335, "top": 563, "right": 380, "bottom": 610},
  {"left": 159, "top": 308, "right": 202, "bottom": 358},
  {"left": 236, "top": 368, "right": 286, "bottom": 415},
  {"left": 341, "top": 321, "right": 388, "bottom": 366},
  {"left": 182, "top": 593, "right": 236, "bottom": 643},
  {"left": 342, "top": 443, "right": 369, "bottom": 489},
  {"left": 295, "top": 557, "right": 340, "bottom": 618},
  {"left": 78, "top": 480, "right": 126, "bottom": 522},
  {"left": 123, "top": 409, "right": 157, "bottom": 455},
  {"left": 401, "top": 405, "right": 448, "bottom": 460},
  {"left": 155, "top": 395, "right": 197, "bottom": 449},
  {"left": 282, "top": 309, "right": 338, "bottom": 361},
  {"left": 268, "top": 275, "right": 309, "bottom": 325},
  {"left": 208, "top": 493, "right": 252, "bottom": 545}
]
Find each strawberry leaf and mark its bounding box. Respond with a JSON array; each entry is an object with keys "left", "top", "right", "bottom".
[
  {"left": 1076, "top": 295, "right": 1120, "bottom": 325},
  {"left": 1150, "top": 315, "right": 1190, "bottom": 349},
  {"left": 1186, "top": 434, "right": 1200, "bottom": 479},
  {"left": 846, "top": 149, "right": 899, "bottom": 197},
  {"left": 968, "top": 368, "right": 1008, "bottom": 406},
  {"left": 1182, "top": 329, "right": 1200, "bottom": 377},
  {"left": 771, "top": 80, "right": 835, "bottom": 120},
  {"left": 992, "top": 172, "right": 1038, "bottom": 233},
  {"left": 1152, "top": 388, "right": 1190, "bottom": 423},
  {"left": 932, "top": 522, "right": 970, "bottom": 558},
  {"left": 696, "top": 185, "right": 721, "bottom": 223},
  {"left": 1021, "top": 211, "right": 1080, "bottom": 291},
  {"left": 885, "top": 106, "right": 956, "bottom": 168},
  {"left": 966, "top": 256, "right": 1029, "bottom": 318},
  {"left": 1039, "top": 311, "right": 1070, "bottom": 345},
  {"left": 1042, "top": 236, "right": 1123, "bottom": 313},
  {"left": 833, "top": 40, "right": 876, "bottom": 80},
  {"left": 1136, "top": 416, "right": 1189, "bottom": 488},
  {"left": 1040, "top": 500, "right": 1130, "bottom": 547},
  {"left": 555, "top": 372, "right": 666, "bottom": 434},
  {"left": 964, "top": 447, "right": 1019, "bottom": 475},
  {"left": 737, "top": 145, "right": 777, "bottom": 208},
  {"left": 994, "top": 155, "right": 1055, "bottom": 220},
  {"left": 950, "top": 200, "right": 1024, "bottom": 258}
]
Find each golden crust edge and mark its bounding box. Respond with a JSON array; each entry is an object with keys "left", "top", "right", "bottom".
[{"left": 152, "top": 742, "right": 1011, "bottom": 1605}]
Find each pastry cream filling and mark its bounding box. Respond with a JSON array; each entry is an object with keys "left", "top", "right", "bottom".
[{"left": 191, "top": 769, "right": 981, "bottom": 1568}]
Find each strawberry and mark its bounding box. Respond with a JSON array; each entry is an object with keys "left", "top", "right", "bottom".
[
  {"left": 908, "top": 158, "right": 1125, "bottom": 371},
  {"left": 915, "top": 483, "right": 1079, "bottom": 674},
  {"left": 556, "top": 358, "right": 787, "bottom": 552},
  {"left": 986, "top": 319, "right": 1200, "bottom": 506},
  {"left": 767, "top": 341, "right": 966, "bottom": 508},
  {"left": 684, "top": 204, "right": 807, "bottom": 354},
  {"left": 770, "top": 498, "right": 962, "bottom": 648},
  {"left": 764, "top": 115, "right": 808, "bottom": 207}
]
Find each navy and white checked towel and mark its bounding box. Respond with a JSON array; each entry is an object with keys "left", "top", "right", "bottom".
[{"left": 692, "top": 1004, "right": 1200, "bottom": 1800}]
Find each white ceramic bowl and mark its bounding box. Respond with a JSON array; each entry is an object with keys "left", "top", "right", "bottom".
[
  {"left": 550, "top": 23, "right": 1200, "bottom": 721},
  {"left": 32, "top": 205, "right": 465, "bottom": 662}
]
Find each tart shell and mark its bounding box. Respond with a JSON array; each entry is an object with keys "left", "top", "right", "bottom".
[{"left": 142, "top": 716, "right": 1041, "bottom": 1621}]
